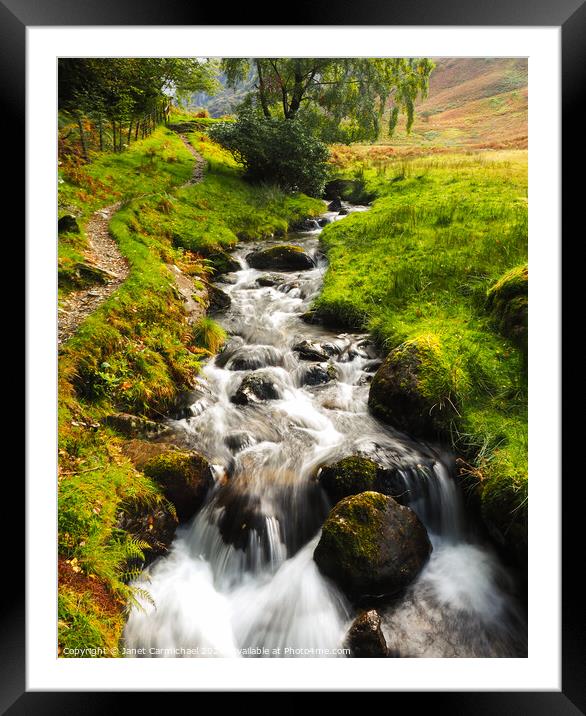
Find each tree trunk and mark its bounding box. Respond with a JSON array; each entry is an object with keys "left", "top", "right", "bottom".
[
  {"left": 111, "top": 120, "right": 116, "bottom": 151},
  {"left": 127, "top": 120, "right": 133, "bottom": 146},
  {"left": 135, "top": 120, "right": 140, "bottom": 141},
  {"left": 256, "top": 60, "right": 272, "bottom": 119},
  {"left": 76, "top": 114, "right": 88, "bottom": 160},
  {"left": 98, "top": 116, "right": 103, "bottom": 152}
]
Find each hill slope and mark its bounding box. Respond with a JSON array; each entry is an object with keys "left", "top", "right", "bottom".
[{"left": 387, "top": 58, "right": 528, "bottom": 150}]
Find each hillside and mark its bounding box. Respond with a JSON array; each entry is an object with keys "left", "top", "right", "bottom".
[{"left": 387, "top": 58, "right": 528, "bottom": 150}]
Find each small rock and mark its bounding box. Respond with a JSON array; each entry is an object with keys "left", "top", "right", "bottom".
[
  {"left": 58, "top": 214, "right": 80, "bottom": 234},
  {"left": 345, "top": 610, "right": 388, "bottom": 657},
  {"left": 292, "top": 340, "right": 330, "bottom": 362},
  {"left": 207, "top": 284, "right": 231, "bottom": 314},
  {"left": 101, "top": 412, "right": 168, "bottom": 438}
]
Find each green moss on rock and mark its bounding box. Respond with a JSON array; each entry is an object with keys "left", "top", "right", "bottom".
[
  {"left": 142, "top": 450, "right": 214, "bottom": 522},
  {"left": 486, "top": 264, "right": 528, "bottom": 350},
  {"left": 368, "top": 334, "right": 463, "bottom": 438},
  {"left": 246, "top": 244, "right": 315, "bottom": 271},
  {"left": 313, "top": 491, "right": 431, "bottom": 600}
]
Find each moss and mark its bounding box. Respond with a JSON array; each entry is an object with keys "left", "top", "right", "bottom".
[
  {"left": 369, "top": 333, "right": 463, "bottom": 437},
  {"left": 318, "top": 492, "right": 388, "bottom": 569},
  {"left": 318, "top": 456, "right": 379, "bottom": 502},
  {"left": 486, "top": 263, "right": 528, "bottom": 349}
]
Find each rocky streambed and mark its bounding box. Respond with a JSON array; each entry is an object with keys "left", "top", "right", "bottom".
[{"left": 122, "top": 206, "right": 527, "bottom": 658}]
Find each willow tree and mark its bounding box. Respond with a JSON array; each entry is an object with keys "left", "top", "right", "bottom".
[{"left": 221, "top": 58, "right": 434, "bottom": 143}]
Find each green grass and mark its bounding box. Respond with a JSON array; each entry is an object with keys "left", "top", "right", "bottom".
[
  {"left": 316, "top": 151, "right": 528, "bottom": 558},
  {"left": 58, "top": 119, "right": 323, "bottom": 655}
]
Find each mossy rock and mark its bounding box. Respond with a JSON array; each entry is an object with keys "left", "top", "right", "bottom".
[
  {"left": 142, "top": 450, "right": 214, "bottom": 522},
  {"left": 368, "top": 335, "right": 460, "bottom": 438},
  {"left": 318, "top": 456, "right": 405, "bottom": 504},
  {"left": 486, "top": 264, "right": 528, "bottom": 350},
  {"left": 246, "top": 244, "right": 315, "bottom": 271},
  {"left": 479, "top": 453, "right": 528, "bottom": 567},
  {"left": 207, "top": 251, "right": 240, "bottom": 276},
  {"left": 313, "top": 491, "right": 431, "bottom": 600}
]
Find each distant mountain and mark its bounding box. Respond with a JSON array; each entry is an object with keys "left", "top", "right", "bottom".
[{"left": 387, "top": 58, "right": 528, "bottom": 149}]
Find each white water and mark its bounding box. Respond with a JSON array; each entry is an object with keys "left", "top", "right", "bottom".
[{"left": 123, "top": 209, "right": 526, "bottom": 658}]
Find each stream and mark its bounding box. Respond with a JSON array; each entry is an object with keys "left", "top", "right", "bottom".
[{"left": 123, "top": 207, "right": 527, "bottom": 658}]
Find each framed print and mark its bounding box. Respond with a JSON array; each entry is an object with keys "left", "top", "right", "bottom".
[{"left": 9, "top": 0, "right": 583, "bottom": 709}]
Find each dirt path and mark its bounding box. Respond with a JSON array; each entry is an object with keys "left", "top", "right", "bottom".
[
  {"left": 58, "top": 202, "right": 127, "bottom": 345},
  {"left": 58, "top": 136, "right": 205, "bottom": 345}
]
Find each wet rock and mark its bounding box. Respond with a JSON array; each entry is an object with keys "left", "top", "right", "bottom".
[
  {"left": 256, "top": 274, "right": 282, "bottom": 287},
  {"left": 101, "top": 412, "right": 169, "bottom": 439},
  {"left": 231, "top": 372, "right": 281, "bottom": 405},
  {"left": 207, "top": 284, "right": 231, "bottom": 314},
  {"left": 225, "top": 345, "right": 283, "bottom": 371},
  {"left": 142, "top": 450, "right": 214, "bottom": 522},
  {"left": 317, "top": 455, "right": 406, "bottom": 504},
  {"left": 301, "top": 364, "right": 336, "bottom": 387},
  {"left": 313, "top": 491, "right": 432, "bottom": 600},
  {"left": 327, "top": 196, "right": 343, "bottom": 212},
  {"left": 58, "top": 214, "right": 80, "bottom": 234},
  {"left": 224, "top": 432, "right": 257, "bottom": 453},
  {"left": 317, "top": 217, "right": 331, "bottom": 227},
  {"left": 338, "top": 207, "right": 350, "bottom": 216},
  {"left": 116, "top": 500, "right": 178, "bottom": 564},
  {"left": 486, "top": 264, "right": 528, "bottom": 351},
  {"left": 291, "top": 218, "right": 321, "bottom": 231},
  {"left": 292, "top": 340, "right": 330, "bottom": 362},
  {"left": 247, "top": 244, "right": 315, "bottom": 271},
  {"left": 207, "top": 251, "right": 240, "bottom": 276},
  {"left": 345, "top": 609, "right": 388, "bottom": 657}
]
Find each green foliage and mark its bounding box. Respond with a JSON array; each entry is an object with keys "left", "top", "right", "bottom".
[
  {"left": 315, "top": 150, "right": 528, "bottom": 550},
  {"left": 222, "top": 58, "right": 434, "bottom": 143},
  {"left": 192, "top": 317, "right": 227, "bottom": 354},
  {"left": 209, "top": 110, "right": 330, "bottom": 196}
]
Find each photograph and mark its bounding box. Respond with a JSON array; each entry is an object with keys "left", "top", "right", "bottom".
[{"left": 56, "top": 55, "right": 530, "bottom": 660}]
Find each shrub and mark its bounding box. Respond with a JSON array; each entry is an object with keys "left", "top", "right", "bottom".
[{"left": 209, "top": 110, "right": 330, "bottom": 196}]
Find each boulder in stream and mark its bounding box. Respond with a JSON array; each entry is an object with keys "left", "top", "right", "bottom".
[
  {"left": 292, "top": 340, "right": 331, "bottom": 362},
  {"left": 345, "top": 609, "right": 389, "bottom": 657},
  {"left": 142, "top": 449, "right": 214, "bottom": 522},
  {"left": 246, "top": 244, "right": 315, "bottom": 271},
  {"left": 314, "top": 491, "right": 431, "bottom": 600},
  {"left": 231, "top": 371, "right": 281, "bottom": 405}
]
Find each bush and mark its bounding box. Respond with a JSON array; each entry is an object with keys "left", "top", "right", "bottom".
[{"left": 209, "top": 111, "right": 330, "bottom": 196}]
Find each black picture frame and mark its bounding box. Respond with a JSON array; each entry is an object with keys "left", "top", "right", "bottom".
[{"left": 11, "top": 0, "right": 583, "bottom": 709}]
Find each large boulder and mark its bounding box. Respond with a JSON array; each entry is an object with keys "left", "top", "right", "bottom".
[
  {"left": 368, "top": 336, "right": 458, "bottom": 438},
  {"left": 317, "top": 456, "right": 404, "bottom": 504},
  {"left": 246, "top": 245, "right": 315, "bottom": 271},
  {"left": 292, "top": 340, "right": 331, "bottom": 361},
  {"left": 345, "top": 609, "right": 388, "bottom": 657},
  {"left": 313, "top": 491, "right": 431, "bottom": 600},
  {"left": 301, "top": 364, "right": 336, "bottom": 387},
  {"left": 142, "top": 450, "right": 214, "bottom": 522},
  {"left": 231, "top": 371, "right": 281, "bottom": 405}
]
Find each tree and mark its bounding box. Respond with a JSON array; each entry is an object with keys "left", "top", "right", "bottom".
[
  {"left": 222, "top": 58, "right": 434, "bottom": 143},
  {"left": 58, "top": 58, "right": 219, "bottom": 155}
]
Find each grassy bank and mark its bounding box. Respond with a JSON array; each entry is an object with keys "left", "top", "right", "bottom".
[
  {"left": 58, "top": 118, "right": 323, "bottom": 655},
  {"left": 316, "top": 150, "right": 528, "bottom": 561}
]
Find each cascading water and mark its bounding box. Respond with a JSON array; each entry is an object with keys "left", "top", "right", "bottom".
[{"left": 123, "top": 208, "right": 527, "bottom": 658}]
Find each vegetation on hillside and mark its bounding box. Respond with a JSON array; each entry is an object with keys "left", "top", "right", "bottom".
[
  {"left": 57, "top": 116, "right": 323, "bottom": 655},
  {"left": 314, "top": 150, "right": 528, "bottom": 561}
]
